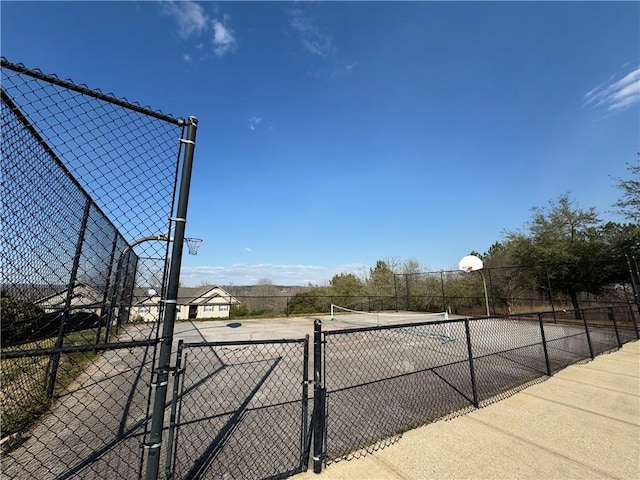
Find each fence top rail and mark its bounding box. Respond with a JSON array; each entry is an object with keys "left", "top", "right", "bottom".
[
  {"left": 0, "top": 339, "right": 159, "bottom": 359},
  {"left": 1, "top": 57, "right": 184, "bottom": 126},
  {"left": 321, "top": 316, "right": 461, "bottom": 336},
  {"left": 462, "top": 304, "right": 630, "bottom": 323},
  {"left": 182, "top": 337, "right": 309, "bottom": 348}
]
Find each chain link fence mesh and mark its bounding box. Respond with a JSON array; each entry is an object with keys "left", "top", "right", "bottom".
[
  {"left": 171, "top": 339, "right": 310, "bottom": 480},
  {"left": 322, "top": 318, "right": 474, "bottom": 461},
  {"left": 2, "top": 58, "right": 639, "bottom": 480},
  {"left": 319, "top": 305, "right": 638, "bottom": 464},
  {"left": 1, "top": 58, "right": 185, "bottom": 478}
]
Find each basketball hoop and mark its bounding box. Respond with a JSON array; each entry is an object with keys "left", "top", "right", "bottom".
[
  {"left": 461, "top": 266, "right": 474, "bottom": 274},
  {"left": 184, "top": 237, "right": 203, "bottom": 255}
]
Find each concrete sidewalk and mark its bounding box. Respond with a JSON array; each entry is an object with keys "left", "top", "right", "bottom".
[{"left": 293, "top": 341, "right": 640, "bottom": 480}]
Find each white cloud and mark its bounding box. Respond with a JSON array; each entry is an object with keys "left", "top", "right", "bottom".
[
  {"left": 212, "top": 18, "right": 237, "bottom": 57},
  {"left": 161, "top": 1, "right": 208, "bottom": 40},
  {"left": 288, "top": 8, "right": 333, "bottom": 58},
  {"left": 160, "top": 2, "right": 237, "bottom": 59},
  {"left": 243, "top": 247, "right": 253, "bottom": 254},
  {"left": 584, "top": 67, "right": 640, "bottom": 112},
  {"left": 248, "top": 116, "right": 263, "bottom": 131},
  {"left": 332, "top": 61, "right": 357, "bottom": 77}
]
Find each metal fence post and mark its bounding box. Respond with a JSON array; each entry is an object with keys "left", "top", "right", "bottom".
[
  {"left": 405, "top": 274, "right": 410, "bottom": 311},
  {"left": 301, "top": 335, "right": 310, "bottom": 469},
  {"left": 46, "top": 198, "right": 91, "bottom": 398},
  {"left": 117, "top": 253, "right": 138, "bottom": 331},
  {"left": 626, "top": 254, "right": 640, "bottom": 314},
  {"left": 393, "top": 274, "right": 399, "bottom": 312},
  {"left": 440, "top": 270, "right": 446, "bottom": 313},
  {"left": 464, "top": 318, "right": 479, "bottom": 408},
  {"left": 629, "top": 302, "right": 640, "bottom": 339},
  {"left": 313, "top": 319, "right": 324, "bottom": 474},
  {"left": 538, "top": 313, "right": 551, "bottom": 376},
  {"left": 582, "top": 309, "right": 594, "bottom": 360},
  {"left": 608, "top": 306, "right": 622, "bottom": 348},
  {"left": 145, "top": 116, "right": 198, "bottom": 480},
  {"left": 545, "top": 264, "right": 557, "bottom": 323},
  {"left": 164, "top": 339, "right": 184, "bottom": 479},
  {"left": 96, "top": 231, "right": 120, "bottom": 346}
]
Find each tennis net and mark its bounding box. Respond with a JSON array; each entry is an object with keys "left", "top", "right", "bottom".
[{"left": 328, "top": 304, "right": 454, "bottom": 342}]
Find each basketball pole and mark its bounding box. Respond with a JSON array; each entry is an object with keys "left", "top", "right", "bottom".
[
  {"left": 459, "top": 255, "right": 491, "bottom": 317},
  {"left": 478, "top": 269, "right": 491, "bottom": 317}
]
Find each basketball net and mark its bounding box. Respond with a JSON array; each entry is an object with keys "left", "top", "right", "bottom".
[{"left": 184, "top": 238, "right": 203, "bottom": 255}]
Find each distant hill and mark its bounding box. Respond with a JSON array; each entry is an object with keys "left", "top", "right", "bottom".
[{"left": 221, "top": 284, "right": 316, "bottom": 297}]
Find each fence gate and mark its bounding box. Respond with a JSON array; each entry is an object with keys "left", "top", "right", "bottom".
[{"left": 167, "top": 338, "right": 310, "bottom": 480}]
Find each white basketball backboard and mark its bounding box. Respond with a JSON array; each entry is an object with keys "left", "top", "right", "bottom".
[{"left": 459, "top": 255, "right": 483, "bottom": 273}]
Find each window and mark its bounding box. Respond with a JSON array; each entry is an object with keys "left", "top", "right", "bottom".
[
  {"left": 219, "top": 305, "right": 229, "bottom": 311},
  {"left": 204, "top": 305, "right": 214, "bottom": 312}
]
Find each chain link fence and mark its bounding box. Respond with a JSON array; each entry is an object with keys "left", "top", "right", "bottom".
[
  {"left": 316, "top": 304, "right": 639, "bottom": 465},
  {"left": 170, "top": 339, "right": 310, "bottom": 480},
  {"left": 2, "top": 57, "right": 639, "bottom": 480},
  {"left": 1, "top": 58, "right": 188, "bottom": 478}
]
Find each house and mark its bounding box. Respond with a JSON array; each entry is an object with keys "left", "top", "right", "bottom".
[
  {"left": 131, "top": 285, "right": 240, "bottom": 322},
  {"left": 36, "top": 282, "right": 104, "bottom": 314}
]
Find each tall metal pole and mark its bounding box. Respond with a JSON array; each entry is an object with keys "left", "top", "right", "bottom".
[
  {"left": 313, "top": 319, "right": 324, "bottom": 474},
  {"left": 145, "top": 116, "right": 198, "bottom": 480},
  {"left": 545, "top": 264, "right": 557, "bottom": 323},
  {"left": 478, "top": 270, "right": 490, "bottom": 317},
  {"left": 440, "top": 270, "right": 446, "bottom": 313}
]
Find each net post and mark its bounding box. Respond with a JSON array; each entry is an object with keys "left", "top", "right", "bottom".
[
  {"left": 145, "top": 116, "right": 198, "bottom": 480},
  {"left": 443, "top": 311, "right": 452, "bottom": 342}
]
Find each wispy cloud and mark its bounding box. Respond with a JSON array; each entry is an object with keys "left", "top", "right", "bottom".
[
  {"left": 160, "top": 1, "right": 208, "bottom": 40},
  {"left": 331, "top": 61, "right": 357, "bottom": 77},
  {"left": 180, "top": 262, "right": 369, "bottom": 286},
  {"left": 288, "top": 8, "right": 334, "bottom": 58},
  {"left": 584, "top": 67, "right": 640, "bottom": 112},
  {"left": 248, "top": 116, "right": 263, "bottom": 131},
  {"left": 161, "top": 1, "right": 236, "bottom": 59},
  {"left": 212, "top": 18, "right": 236, "bottom": 57},
  {"left": 243, "top": 247, "right": 253, "bottom": 254}
]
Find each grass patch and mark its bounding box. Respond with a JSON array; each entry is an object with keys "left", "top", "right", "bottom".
[{"left": 1, "top": 330, "right": 99, "bottom": 440}]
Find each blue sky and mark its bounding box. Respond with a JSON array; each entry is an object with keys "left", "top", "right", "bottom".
[{"left": 2, "top": 1, "right": 639, "bottom": 286}]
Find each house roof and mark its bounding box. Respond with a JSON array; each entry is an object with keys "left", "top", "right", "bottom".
[
  {"left": 176, "top": 286, "right": 238, "bottom": 304},
  {"left": 34, "top": 283, "right": 104, "bottom": 309},
  {"left": 131, "top": 285, "right": 239, "bottom": 305}
]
